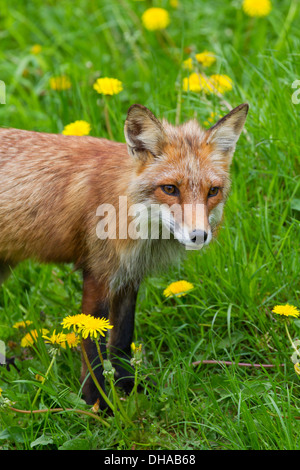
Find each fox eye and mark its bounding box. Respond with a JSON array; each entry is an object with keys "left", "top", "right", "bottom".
[
  {"left": 208, "top": 187, "right": 219, "bottom": 198},
  {"left": 161, "top": 185, "right": 179, "bottom": 196}
]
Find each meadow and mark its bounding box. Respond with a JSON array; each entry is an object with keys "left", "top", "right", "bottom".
[{"left": 0, "top": 0, "right": 300, "bottom": 450}]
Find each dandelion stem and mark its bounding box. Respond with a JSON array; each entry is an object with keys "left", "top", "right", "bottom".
[
  {"left": 80, "top": 340, "right": 115, "bottom": 412},
  {"left": 31, "top": 351, "right": 57, "bottom": 409},
  {"left": 284, "top": 321, "right": 299, "bottom": 354},
  {"left": 104, "top": 101, "right": 114, "bottom": 140}
]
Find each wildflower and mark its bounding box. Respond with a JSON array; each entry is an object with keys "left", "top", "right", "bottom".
[
  {"left": 65, "top": 332, "right": 80, "bottom": 348},
  {"left": 35, "top": 374, "right": 44, "bottom": 382},
  {"left": 170, "top": 0, "right": 179, "bottom": 8},
  {"left": 49, "top": 75, "right": 71, "bottom": 91},
  {"left": 21, "top": 329, "right": 49, "bottom": 348},
  {"left": 294, "top": 363, "right": 300, "bottom": 376},
  {"left": 13, "top": 320, "right": 33, "bottom": 329},
  {"left": 183, "top": 58, "right": 193, "bottom": 71},
  {"left": 61, "top": 313, "right": 113, "bottom": 340},
  {"left": 93, "top": 77, "right": 123, "bottom": 96},
  {"left": 272, "top": 304, "right": 300, "bottom": 318},
  {"left": 43, "top": 330, "right": 67, "bottom": 349},
  {"left": 163, "top": 280, "right": 194, "bottom": 298},
  {"left": 131, "top": 342, "right": 142, "bottom": 353},
  {"left": 183, "top": 73, "right": 214, "bottom": 93},
  {"left": 31, "top": 44, "right": 42, "bottom": 55},
  {"left": 195, "top": 51, "right": 216, "bottom": 67},
  {"left": 242, "top": 0, "right": 272, "bottom": 17},
  {"left": 0, "top": 387, "right": 2, "bottom": 397},
  {"left": 142, "top": 8, "right": 170, "bottom": 31},
  {"left": 79, "top": 316, "right": 113, "bottom": 340},
  {"left": 61, "top": 313, "right": 91, "bottom": 332},
  {"left": 62, "top": 120, "right": 91, "bottom": 136},
  {"left": 204, "top": 111, "right": 221, "bottom": 127},
  {"left": 209, "top": 74, "right": 233, "bottom": 94}
]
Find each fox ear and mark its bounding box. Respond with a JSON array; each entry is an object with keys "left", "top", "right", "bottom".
[
  {"left": 124, "top": 104, "right": 166, "bottom": 160},
  {"left": 206, "top": 103, "right": 249, "bottom": 162}
]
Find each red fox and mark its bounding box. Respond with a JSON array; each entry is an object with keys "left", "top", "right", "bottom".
[{"left": 0, "top": 103, "right": 248, "bottom": 407}]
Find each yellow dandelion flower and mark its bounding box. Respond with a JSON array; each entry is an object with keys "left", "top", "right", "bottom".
[
  {"left": 195, "top": 51, "right": 216, "bottom": 67},
  {"left": 170, "top": 0, "right": 179, "bottom": 8},
  {"left": 272, "top": 304, "right": 300, "bottom": 318},
  {"left": 93, "top": 77, "right": 123, "bottom": 96},
  {"left": 142, "top": 8, "right": 170, "bottom": 31},
  {"left": 49, "top": 75, "right": 72, "bottom": 91},
  {"left": 35, "top": 374, "right": 44, "bottom": 382},
  {"left": 204, "top": 111, "right": 221, "bottom": 127},
  {"left": 183, "top": 58, "right": 193, "bottom": 71},
  {"left": 183, "top": 73, "right": 214, "bottom": 94},
  {"left": 61, "top": 313, "right": 90, "bottom": 332},
  {"left": 209, "top": 74, "right": 233, "bottom": 94},
  {"left": 65, "top": 332, "right": 80, "bottom": 348},
  {"left": 13, "top": 320, "right": 33, "bottom": 329},
  {"left": 242, "top": 0, "right": 272, "bottom": 17},
  {"left": 21, "top": 329, "right": 49, "bottom": 348},
  {"left": 31, "top": 44, "right": 42, "bottom": 55},
  {"left": 79, "top": 316, "right": 113, "bottom": 340},
  {"left": 294, "top": 363, "right": 300, "bottom": 376},
  {"left": 62, "top": 120, "right": 91, "bottom": 136},
  {"left": 131, "top": 342, "right": 142, "bottom": 353},
  {"left": 163, "top": 280, "right": 194, "bottom": 298},
  {"left": 0, "top": 387, "right": 2, "bottom": 397},
  {"left": 43, "top": 330, "right": 68, "bottom": 349}
]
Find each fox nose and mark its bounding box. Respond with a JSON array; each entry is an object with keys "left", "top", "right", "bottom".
[{"left": 189, "top": 230, "right": 208, "bottom": 245}]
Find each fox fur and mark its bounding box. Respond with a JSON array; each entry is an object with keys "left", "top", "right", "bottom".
[{"left": 0, "top": 103, "right": 248, "bottom": 406}]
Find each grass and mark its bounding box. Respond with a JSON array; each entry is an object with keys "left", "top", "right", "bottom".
[{"left": 0, "top": 0, "right": 300, "bottom": 450}]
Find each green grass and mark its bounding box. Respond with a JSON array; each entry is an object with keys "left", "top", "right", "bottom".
[{"left": 0, "top": 0, "right": 300, "bottom": 450}]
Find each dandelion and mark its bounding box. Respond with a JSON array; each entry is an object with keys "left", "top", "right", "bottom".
[
  {"left": 49, "top": 75, "right": 71, "bottom": 91},
  {"left": 62, "top": 120, "right": 91, "bottom": 136},
  {"left": 79, "top": 316, "right": 113, "bottom": 340},
  {"left": 131, "top": 342, "right": 142, "bottom": 353},
  {"left": 142, "top": 8, "right": 170, "bottom": 31},
  {"left": 195, "top": 51, "right": 216, "bottom": 67},
  {"left": 183, "top": 73, "right": 214, "bottom": 94},
  {"left": 183, "top": 58, "right": 193, "bottom": 71},
  {"left": 65, "top": 332, "right": 80, "bottom": 348},
  {"left": 272, "top": 304, "right": 300, "bottom": 318},
  {"left": 13, "top": 320, "right": 33, "bottom": 329},
  {"left": 294, "top": 363, "right": 300, "bottom": 376},
  {"left": 0, "top": 387, "right": 2, "bottom": 397},
  {"left": 242, "top": 0, "right": 272, "bottom": 17},
  {"left": 204, "top": 111, "right": 221, "bottom": 127},
  {"left": 21, "top": 329, "right": 49, "bottom": 348},
  {"left": 42, "top": 330, "right": 68, "bottom": 349},
  {"left": 163, "top": 280, "right": 194, "bottom": 298},
  {"left": 35, "top": 374, "right": 44, "bottom": 382},
  {"left": 209, "top": 74, "right": 233, "bottom": 94},
  {"left": 61, "top": 313, "right": 91, "bottom": 332},
  {"left": 31, "top": 44, "right": 42, "bottom": 55},
  {"left": 93, "top": 77, "right": 123, "bottom": 96},
  {"left": 61, "top": 313, "right": 113, "bottom": 340}
]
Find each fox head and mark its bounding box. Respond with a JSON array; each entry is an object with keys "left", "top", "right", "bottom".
[{"left": 124, "top": 103, "right": 248, "bottom": 250}]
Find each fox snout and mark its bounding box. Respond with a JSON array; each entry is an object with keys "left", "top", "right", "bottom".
[{"left": 189, "top": 229, "right": 208, "bottom": 245}]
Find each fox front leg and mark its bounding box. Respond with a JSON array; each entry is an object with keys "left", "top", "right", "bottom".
[
  {"left": 80, "top": 272, "right": 110, "bottom": 407},
  {"left": 109, "top": 285, "right": 139, "bottom": 394}
]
